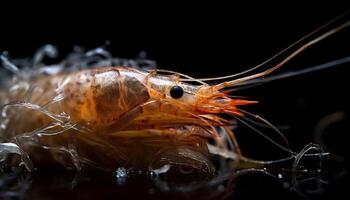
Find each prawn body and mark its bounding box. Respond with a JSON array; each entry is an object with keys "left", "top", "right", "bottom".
[
  {"left": 59, "top": 67, "right": 254, "bottom": 132},
  {"left": 0, "top": 66, "right": 253, "bottom": 172}
]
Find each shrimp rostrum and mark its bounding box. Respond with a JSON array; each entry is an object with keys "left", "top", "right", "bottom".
[{"left": 1, "top": 18, "right": 349, "bottom": 173}]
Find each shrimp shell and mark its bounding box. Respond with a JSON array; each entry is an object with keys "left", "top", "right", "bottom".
[{"left": 0, "top": 56, "right": 220, "bottom": 173}]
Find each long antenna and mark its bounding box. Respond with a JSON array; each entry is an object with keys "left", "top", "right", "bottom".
[
  {"left": 215, "top": 19, "right": 350, "bottom": 90},
  {"left": 198, "top": 11, "right": 350, "bottom": 82},
  {"left": 234, "top": 56, "right": 350, "bottom": 87}
]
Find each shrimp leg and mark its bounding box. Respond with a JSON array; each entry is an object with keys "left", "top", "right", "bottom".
[
  {"left": 107, "top": 127, "right": 211, "bottom": 139},
  {"left": 14, "top": 122, "right": 83, "bottom": 170},
  {"left": 104, "top": 103, "right": 145, "bottom": 133}
]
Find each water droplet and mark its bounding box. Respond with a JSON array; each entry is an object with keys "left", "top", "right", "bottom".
[
  {"left": 115, "top": 167, "right": 127, "bottom": 185},
  {"left": 278, "top": 174, "right": 283, "bottom": 179},
  {"left": 148, "top": 171, "right": 155, "bottom": 177},
  {"left": 115, "top": 167, "right": 127, "bottom": 178}
]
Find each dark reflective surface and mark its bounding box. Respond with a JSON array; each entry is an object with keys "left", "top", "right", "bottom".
[{"left": 0, "top": 167, "right": 331, "bottom": 200}]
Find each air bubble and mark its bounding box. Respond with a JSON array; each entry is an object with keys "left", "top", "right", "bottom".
[{"left": 115, "top": 167, "right": 127, "bottom": 185}]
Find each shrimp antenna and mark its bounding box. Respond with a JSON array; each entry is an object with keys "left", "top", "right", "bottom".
[
  {"left": 237, "top": 109, "right": 291, "bottom": 149},
  {"left": 233, "top": 55, "right": 350, "bottom": 87},
  {"left": 231, "top": 115, "right": 296, "bottom": 156},
  {"left": 215, "top": 18, "right": 350, "bottom": 90},
  {"left": 198, "top": 11, "right": 350, "bottom": 82}
]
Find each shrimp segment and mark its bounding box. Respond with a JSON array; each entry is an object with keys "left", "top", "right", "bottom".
[{"left": 60, "top": 67, "right": 150, "bottom": 126}]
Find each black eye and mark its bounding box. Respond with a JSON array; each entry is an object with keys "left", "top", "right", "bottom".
[{"left": 170, "top": 86, "right": 184, "bottom": 99}]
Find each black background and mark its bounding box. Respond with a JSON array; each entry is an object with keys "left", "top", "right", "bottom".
[{"left": 1, "top": 2, "right": 350, "bottom": 200}]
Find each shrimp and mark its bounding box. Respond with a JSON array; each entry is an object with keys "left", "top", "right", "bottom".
[
  {"left": 1, "top": 64, "right": 248, "bottom": 172},
  {"left": 0, "top": 17, "right": 349, "bottom": 174}
]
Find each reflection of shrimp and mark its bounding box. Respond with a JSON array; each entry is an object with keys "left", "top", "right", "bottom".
[{"left": 0, "top": 18, "right": 349, "bottom": 173}]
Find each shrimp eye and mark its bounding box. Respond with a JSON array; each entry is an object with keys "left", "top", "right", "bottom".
[{"left": 170, "top": 86, "right": 184, "bottom": 99}]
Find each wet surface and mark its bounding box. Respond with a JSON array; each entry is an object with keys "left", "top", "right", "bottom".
[
  {"left": 0, "top": 168, "right": 328, "bottom": 200},
  {"left": 1, "top": 158, "right": 347, "bottom": 200}
]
